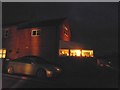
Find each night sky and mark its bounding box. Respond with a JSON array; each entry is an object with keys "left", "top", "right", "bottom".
[{"left": 2, "top": 2, "right": 118, "bottom": 56}]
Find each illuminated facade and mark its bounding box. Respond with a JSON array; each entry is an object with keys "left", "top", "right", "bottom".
[{"left": 2, "top": 18, "right": 94, "bottom": 60}]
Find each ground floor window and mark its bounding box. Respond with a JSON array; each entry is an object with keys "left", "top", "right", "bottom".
[
  {"left": 59, "top": 49, "right": 94, "bottom": 57},
  {"left": 0, "top": 49, "right": 7, "bottom": 59},
  {"left": 59, "top": 49, "right": 69, "bottom": 56},
  {"left": 70, "top": 49, "right": 81, "bottom": 57},
  {"left": 82, "top": 50, "right": 94, "bottom": 57}
]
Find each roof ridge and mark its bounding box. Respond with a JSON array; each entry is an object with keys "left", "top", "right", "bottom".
[{"left": 3, "top": 17, "right": 67, "bottom": 28}]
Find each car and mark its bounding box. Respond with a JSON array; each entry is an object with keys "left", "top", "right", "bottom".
[
  {"left": 6, "top": 56, "right": 62, "bottom": 79},
  {"left": 97, "top": 58, "right": 113, "bottom": 69}
]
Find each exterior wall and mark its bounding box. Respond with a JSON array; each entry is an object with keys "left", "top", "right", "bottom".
[
  {"left": 40, "top": 26, "right": 59, "bottom": 61},
  {"left": 60, "top": 20, "right": 71, "bottom": 41},
  {"left": 29, "top": 28, "right": 41, "bottom": 56},
  {"left": 2, "top": 19, "right": 70, "bottom": 61},
  {"left": 2, "top": 26, "right": 41, "bottom": 60},
  {"left": 2, "top": 26, "right": 18, "bottom": 59},
  {"left": 2, "top": 25, "right": 59, "bottom": 61}
]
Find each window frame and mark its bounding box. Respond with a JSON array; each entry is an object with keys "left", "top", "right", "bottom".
[{"left": 31, "top": 29, "right": 41, "bottom": 36}]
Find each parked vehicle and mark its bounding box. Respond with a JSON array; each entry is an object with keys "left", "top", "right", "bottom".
[
  {"left": 6, "top": 56, "right": 62, "bottom": 78},
  {"left": 96, "top": 58, "right": 112, "bottom": 69}
]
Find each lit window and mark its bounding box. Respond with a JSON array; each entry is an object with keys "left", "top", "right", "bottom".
[
  {"left": 0, "top": 49, "right": 7, "bottom": 59},
  {"left": 82, "top": 50, "right": 94, "bottom": 57},
  {"left": 63, "top": 25, "right": 68, "bottom": 31},
  {"left": 63, "top": 25, "right": 69, "bottom": 37},
  {"left": 64, "top": 31, "right": 68, "bottom": 36},
  {"left": 32, "top": 29, "right": 41, "bottom": 36},
  {"left": 2, "top": 54, "right": 6, "bottom": 58},
  {"left": 70, "top": 49, "right": 81, "bottom": 57},
  {"left": 64, "top": 26, "right": 68, "bottom": 31},
  {"left": 59, "top": 49, "right": 69, "bottom": 56}
]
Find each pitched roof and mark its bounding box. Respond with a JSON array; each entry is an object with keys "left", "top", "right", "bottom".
[{"left": 3, "top": 17, "right": 67, "bottom": 29}]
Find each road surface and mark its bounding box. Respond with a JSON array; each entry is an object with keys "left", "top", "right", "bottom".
[{"left": 2, "top": 67, "right": 118, "bottom": 88}]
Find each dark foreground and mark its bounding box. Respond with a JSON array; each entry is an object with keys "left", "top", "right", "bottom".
[
  {"left": 2, "top": 57, "right": 118, "bottom": 88},
  {"left": 2, "top": 67, "right": 118, "bottom": 88}
]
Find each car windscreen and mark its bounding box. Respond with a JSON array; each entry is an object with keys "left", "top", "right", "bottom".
[{"left": 27, "top": 56, "right": 50, "bottom": 64}]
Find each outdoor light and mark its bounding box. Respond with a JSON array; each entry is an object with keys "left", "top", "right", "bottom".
[
  {"left": 108, "top": 61, "right": 111, "bottom": 64},
  {"left": 55, "top": 67, "right": 61, "bottom": 72},
  {"left": 56, "top": 68, "right": 60, "bottom": 71}
]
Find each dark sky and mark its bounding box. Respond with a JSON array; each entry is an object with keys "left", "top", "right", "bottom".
[{"left": 2, "top": 2, "right": 118, "bottom": 56}]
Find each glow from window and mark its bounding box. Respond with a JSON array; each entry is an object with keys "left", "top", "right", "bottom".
[
  {"left": 0, "top": 50, "right": 2, "bottom": 53},
  {"left": 63, "top": 25, "right": 68, "bottom": 31},
  {"left": 59, "top": 49, "right": 69, "bottom": 56},
  {"left": 64, "top": 26, "right": 68, "bottom": 31},
  {"left": 82, "top": 50, "right": 94, "bottom": 57},
  {"left": 2, "top": 54, "right": 6, "bottom": 58},
  {"left": 70, "top": 49, "right": 81, "bottom": 56},
  {"left": 3, "top": 50, "right": 6, "bottom": 53},
  {"left": 0, "top": 49, "right": 7, "bottom": 59},
  {"left": 59, "top": 49, "right": 94, "bottom": 58},
  {"left": 0, "top": 54, "right": 2, "bottom": 58}
]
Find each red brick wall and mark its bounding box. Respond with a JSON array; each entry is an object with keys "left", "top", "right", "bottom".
[
  {"left": 2, "top": 27, "right": 41, "bottom": 60},
  {"left": 2, "top": 20, "right": 71, "bottom": 60}
]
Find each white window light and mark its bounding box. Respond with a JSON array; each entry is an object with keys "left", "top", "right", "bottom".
[{"left": 31, "top": 29, "right": 41, "bottom": 36}]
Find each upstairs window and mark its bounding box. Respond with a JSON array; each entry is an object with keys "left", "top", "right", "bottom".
[
  {"left": 64, "top": 30, "right": 68, "bottom": 36},
  {"left": 3, "top": 28, "right": 9, "bottom": 38},
  {"left": 82, "top": 50, "right": 94, "bottom": 57},
  {"left": 32, "top": 29, "right": 41, "bottom": 36},
  {"left": 63, "top": 25, "right": 69, "bottom": 37}
]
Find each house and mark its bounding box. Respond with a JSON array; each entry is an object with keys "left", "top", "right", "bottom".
[{"left": 1, "top": 18, "right": 93, "bottom": 61}]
